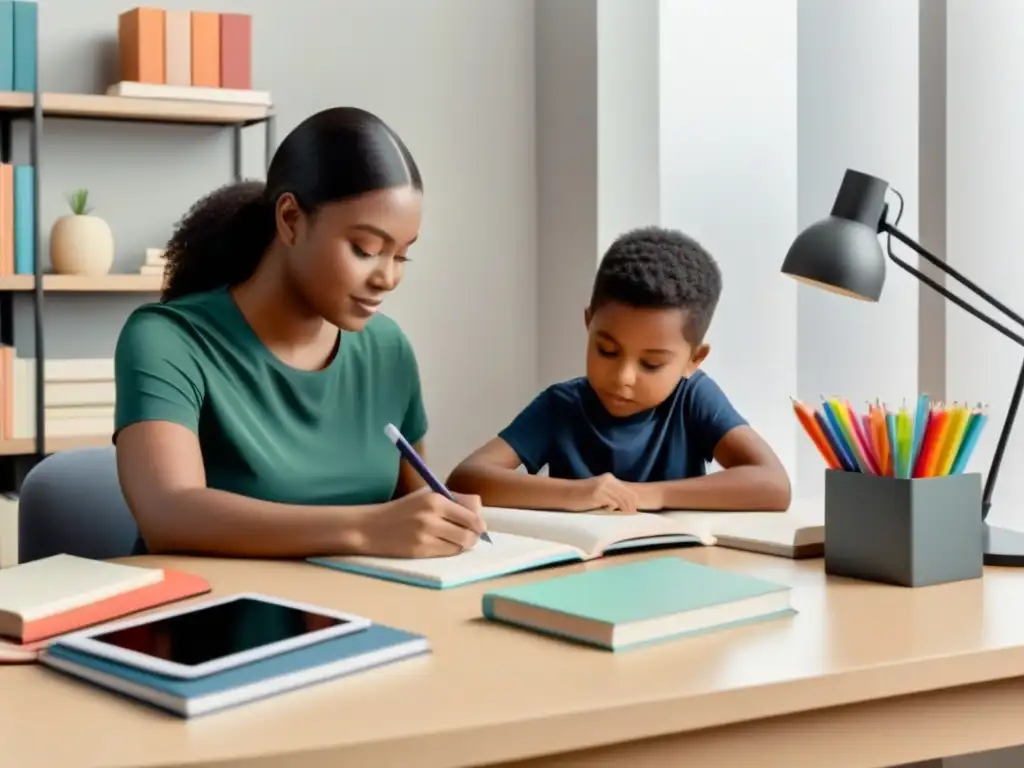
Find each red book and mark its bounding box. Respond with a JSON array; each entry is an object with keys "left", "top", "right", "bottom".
[
  {"left": 219, "top": 13, "right": 252, "bottom": 90},
  {"left": 11, "top": 569, "right": 210, "bottom": 644}
]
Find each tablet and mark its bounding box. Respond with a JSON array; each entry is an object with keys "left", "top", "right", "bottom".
[{"left": 55, "top": 592, "right": 371, "bottom": 679}]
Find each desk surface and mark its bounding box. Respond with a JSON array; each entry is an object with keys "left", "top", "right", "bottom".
[{"left": 3, "top": 548, "right": 1024, "bottom": 767}]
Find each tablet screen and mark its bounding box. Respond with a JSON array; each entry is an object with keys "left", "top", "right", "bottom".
[{"left": 87, "top": 597, "right": 349, "bottom": 667}]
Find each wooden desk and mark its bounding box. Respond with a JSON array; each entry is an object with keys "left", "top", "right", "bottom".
[{"left": 3, "top": 548, "right": 1024, "bottom": 768}]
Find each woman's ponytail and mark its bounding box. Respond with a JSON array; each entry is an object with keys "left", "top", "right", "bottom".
[{"left": 161, "top": 179, "right": 276, "bottom": 302}]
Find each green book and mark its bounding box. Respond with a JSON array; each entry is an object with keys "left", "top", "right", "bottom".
[
  {"left": 0, "top": 3, "right": 14, "bottom": 92},
  {"left": 481, "top": 557, "right": 795, "bottom": 651}
]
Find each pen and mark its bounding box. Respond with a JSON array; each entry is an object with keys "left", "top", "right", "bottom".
[{"left": 384, "top": 423, "right": 493, "bottom": 544}]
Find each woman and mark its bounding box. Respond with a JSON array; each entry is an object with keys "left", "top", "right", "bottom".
[{"left": 114, "top": 106, "right": 485, "bottom": 559}]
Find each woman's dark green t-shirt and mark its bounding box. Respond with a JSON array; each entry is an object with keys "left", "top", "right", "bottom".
[{"left": 113, "top": 287, "right": 428, "bottom": 507}]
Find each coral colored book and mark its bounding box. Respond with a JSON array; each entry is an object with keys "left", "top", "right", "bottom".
[{"left": 12, "top": 569, "right": 210, "bottom": 644}]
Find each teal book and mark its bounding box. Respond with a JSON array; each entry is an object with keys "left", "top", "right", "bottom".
[
  {"left": 0, "top": 3, "right": 14, "bottom": 92},
  {"left": 11, "top": 0, "right": 33, "bottom": 93},
  {"left": 41, "top": 623, "right": 429, "bottom": 718},
  {"left": 12, "top": 164, "right": 30, "bottom": 274},
  {"left": 482, "top": 557, "right": 795, "bottom": 651}
]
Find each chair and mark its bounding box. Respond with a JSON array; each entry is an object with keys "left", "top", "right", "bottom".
[{"left": 17, "top": 447, "right": 139, "bottom": 563}]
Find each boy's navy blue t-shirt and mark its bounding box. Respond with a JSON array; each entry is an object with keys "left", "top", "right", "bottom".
[{"left": 498, "top": 371, "right": 747, "bottom": 481}]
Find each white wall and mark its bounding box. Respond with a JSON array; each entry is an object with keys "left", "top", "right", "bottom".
[
  {"left": 36, "top": 0, "right": 537, "bottom": 478},
  {"left": 658, "top": 0, "right": 799, "bottom": 481},
  {"left": 946, "top": 0, "right": 1024, "bottom": 528},
  {"left": 795, "top": 0, "right": 922, "bottom": 498},
  {"left": 535, "top": 0, "right": 660, "bottom": 390}
]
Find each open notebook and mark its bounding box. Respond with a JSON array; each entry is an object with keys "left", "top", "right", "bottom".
[{"left": 309, "top": 509, "right": 709, "bottom": 589}]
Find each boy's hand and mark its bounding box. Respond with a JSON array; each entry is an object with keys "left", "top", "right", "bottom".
[{"left": 568, "top": 473, "right": 639, "bottom": 513}]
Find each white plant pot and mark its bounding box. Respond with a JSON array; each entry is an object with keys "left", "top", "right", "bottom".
[{"left": 49, "top": 214, "right": 115, "bottom": 277}]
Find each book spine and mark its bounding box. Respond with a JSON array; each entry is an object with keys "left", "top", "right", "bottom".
[
  {"left": 0, "top": 163, "right": 11, "bottom": 277},
  {"left": 11, "top": 0, "right": 34, "bottom": 93},
  {"left": 164, "top": 10, "right": 190, "bottom": 87},
  {"left": 118, "top": 7, "right": 165, "bottom": 84},
  {"left": 219, "top": 13, "right": 251, "bottom": 90},
  {"left": 0, "top": 2, "right": 14, "bottom": 92},
  {"left": 190, "top": 12, "right": 220, "bottom": 88},
  {"left": 13, "top": 164, "right": 32, "bottom": 276}
]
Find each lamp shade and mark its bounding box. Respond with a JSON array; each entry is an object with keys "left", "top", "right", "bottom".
[{"left": 781, "top": 169, "right": 891, "bottom": 302}]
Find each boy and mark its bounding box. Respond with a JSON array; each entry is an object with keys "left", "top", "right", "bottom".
[{"left": 446, "top": 226, "right": 791, "bottom": 513}]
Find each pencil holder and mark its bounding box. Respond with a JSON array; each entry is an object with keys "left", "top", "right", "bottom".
[{"left": 824, "top": 469, "right": 983, "bottom": 588}]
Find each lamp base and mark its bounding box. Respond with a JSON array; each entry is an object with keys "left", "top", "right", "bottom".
[{"left": 983, "top": 523, "right": 1024, "bottom": 566}]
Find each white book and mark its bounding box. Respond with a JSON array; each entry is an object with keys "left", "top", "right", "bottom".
[
  {"left": 0, "top": 555, "right": 163, "bottom": 637},
  {"left": 310, "top": 503, "right": 825, "bottom": 590},
  {"left": 311, "top": 510, "right": 709, "bottom": 589},
  {"left": 106, "top": 81, "right": 272, "bottom": 106}
]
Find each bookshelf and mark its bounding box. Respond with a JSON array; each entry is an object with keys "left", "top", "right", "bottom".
[{"left": 0, "top": 10, "right": 275, "bottom": 484}]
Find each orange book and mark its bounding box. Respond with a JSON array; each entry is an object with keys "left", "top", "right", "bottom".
[
  {"left": 191, "top": 11, "right": 221, "bottom": 88},
  {"left": 118, "top": 7, "right": 166, "bottom": 84},
  {"left": 0, "top": 163, "right": 11, "bottom": 276},
  {"left": 11, "top": 569, "right": 210, "bottom": 644},
  {"left": 219, "top": 13, "right": 252, "bottom": 90}
]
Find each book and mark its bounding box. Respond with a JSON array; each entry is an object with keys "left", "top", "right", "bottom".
[
  {"left": 13, "top": 164, "right": 32, "bottom": 275},
  {"left": 14, "top": 568, "right": 209, "bottom": 644},
  {"left": 482, "top": 557, "right": 794, "bottom": 651},
  {"left": 0, "top": 3, "right": 13, "bottom": 93},
  {"left": 163, "top": 10, "right": 191, "bottom": 87},
  {"left": 0, "top": 555, "right": 164, "bottom": 639},
  {"left": 106, "top": 81, "right": 271, "bottom": 107},
  {"left": 190, "top": 11, "right": 220, "bottom": 88},
  {"left": 11, "top": 0, "right": 33, "bottom": 93},
  {"left": 118, "top": 7, "right": 165, "bottom": 84},
  {"left": 311, "top": 509, "right": 707, "bottom": 589},
  {"left": 219, "top": 13, "right": 252, "bottom": 90},
  {"left": 661, "top": 507, "right": 824, "bottom": 559},
  {"left": 41, "top": 623, "right": 430, "bottom": 717}
]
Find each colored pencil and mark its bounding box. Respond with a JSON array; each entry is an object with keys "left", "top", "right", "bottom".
[
  {"left": 815, "top": 410, "right": 856, "bottom": 471},
  {"left": 843, "top": 399, "right": 881, "bottom": 475},
  {"left": 791, "top": 397, "right": 840, "bottom": 470},
  {"left": 937, "top": 404, "right": 971, "bottom": 476},
  {"left": 913, "top": 407, "right": 943, "bottom": 477},
  {"left": 885, "top": 409, "right": 897, "bottom": 477},
  {"left": 913, "top": 397, "right": 937, "bottom": 475},
  {"left": 950, "top": 408, "right": 988, "bottom": 474},
  {"left": 824, "top": 398, "right": 868, "bottom": 473}
]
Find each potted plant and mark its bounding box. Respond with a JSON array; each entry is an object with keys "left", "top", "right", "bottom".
[{"left": 49, "top": 188, "right": 115, "bottom": 276}]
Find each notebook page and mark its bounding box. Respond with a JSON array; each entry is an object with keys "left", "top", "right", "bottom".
[
  {"left": 315, "top": 532, "right": 580, "bottom": 587},
  {"left": 482, "top": 508, "right": 711, "bottom": 558}
]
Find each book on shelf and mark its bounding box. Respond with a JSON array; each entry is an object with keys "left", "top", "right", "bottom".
[
  {"left": 117, "top": 8, "right": 255, "bottom": 96},
  {"left": 11, "top": 0, "right": 33, "bottom": 94},
  {"left": 0, "top": 350, "right": 116, "bottom": 440},
  {"left": 0, "top": 162, "right": 32, "bottom": 277},
  {"left": 138, "top": 247, "right": 166, "bottom": 276},
  {"left": 0, "top": 491, "right": 16, "bottom": 569}
]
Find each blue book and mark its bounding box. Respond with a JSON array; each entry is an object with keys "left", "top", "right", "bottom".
[
  {"left": 12, "top": 164, "right": 31, "bottom": 274},
  {"left": 40, "top": 623, "right": 429, "bottom": 718},
  {"left": 482, "top": 557, "right": 795, "bottom": 651},
  {"left": 0, "top": 3, "right": 14, "bottom": 92},
  {"left": 11, "top": 0, "right": 33, "bottom": 93}
]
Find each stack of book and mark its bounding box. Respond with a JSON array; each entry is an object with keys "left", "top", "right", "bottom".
[
  {"left": 0, "top": 554, "right": 211, "bottom": 662},
  {"left": 111, "top": 7, "right": 270, "bottom": 105},
  {"left": 0, "top": 352, "right": 116, "bottom": 440},
  {"left": 138, "top": 246, "right": 166, "bottom": 278}
]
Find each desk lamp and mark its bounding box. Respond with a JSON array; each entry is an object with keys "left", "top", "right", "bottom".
[{"left": 781, "top": 168, "right": 1024, "bottom": 567}]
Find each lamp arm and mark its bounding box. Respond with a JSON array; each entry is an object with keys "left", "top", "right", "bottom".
[
  {"left": 884, "top": 223, "right": 1024, "bottom": 332},
  {"left": 882, "top": 221, "right": 1024, "bottom": 519},
  {"left": 883, "top": 224, "right": 1024, "bottom": 347}
]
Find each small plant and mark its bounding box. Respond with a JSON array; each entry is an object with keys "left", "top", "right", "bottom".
[{"left": 66, "top": 188, "right": 93, "bottom": 216}]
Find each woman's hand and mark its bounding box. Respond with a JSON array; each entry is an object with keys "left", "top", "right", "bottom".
[{"left": 349, "top": 487, "right": 487, "bottom": 558}]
